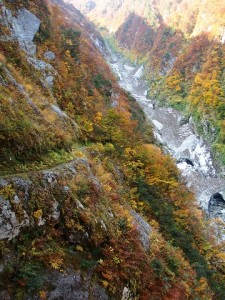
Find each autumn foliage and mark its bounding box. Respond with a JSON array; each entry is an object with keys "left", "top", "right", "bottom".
[{"left": 1, "top": 0, "right": 225, "bottom": 299}]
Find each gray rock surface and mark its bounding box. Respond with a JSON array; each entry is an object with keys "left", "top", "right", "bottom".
[
  {"left": 222, "top": 29, "right": 225, "bottom": 44},
  {"left": 202, "top": 119, "right": 217, "bottom": 142},
  {"left": 11, "top": 177, "right": 32, "bottom": 201},
  {"left": 130, "top": 209, "right": 151, "bottom": 250},
  {"left": 1, "top": 270, "right": 109, "bottom": 299},
  {"left": 44, "top": 51, "right": 56, "bottom": 61},
  {"left": 208, "top": 192, "right": 225, "bottom": 219},
  {"left": 47, "top": 271, "right": 109, "bottom": 300},
  {"left": 45, "top": 75, "right": 54, "bottom": 87},
  {"left": 1, "top": 7, "right": 40, "bottom": 55},
  {"left": 177, "top": 158, "right": 194, "bottom": 166},
  {"left": 0, "top": 178, "right": 9, "bottom": 188},
  {"left": 43, "top": 171, "right": 58, "bottom": 187},
  {"left": 51, "top": 201, "right": 60, "bottom": 221},
  {"left": 1, "top": 5, "right": 56, "bottom": 89},
  {"left": 48, "top": 273, "right": 88, "bottom": 300},
  {"left": 178, "top": 115, "right": 190, "bottom": 126},
  {"left": 89, "top": 34, "right": 108, "bottom": 57},
  {"left": 27, "top": 57, "right": 56, "bottom": 88},
  {"left": 0, "top": 157, "right": 100, "bottom": 240},
  {"left": 51, "top": 104, "right": 68, "bottom": 118},
  {"left": 27, "top": 57, "right": 54, "bottom": 70},
  {"left": 0, "top": 196, "right": 29, "bottom": 240},
  {"left": 161, "top": 55, "right": 176, "bottom": 76},
  {"left": 12, "top": 8, "right": 40, "bottom": 54},
  {"left": 121, "top": 287, "right": 133, "bottom": 300}
]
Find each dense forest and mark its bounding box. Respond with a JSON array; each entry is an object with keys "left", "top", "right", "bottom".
[{"left": 1, "top": 0, "right": 225, "bottom": 299}]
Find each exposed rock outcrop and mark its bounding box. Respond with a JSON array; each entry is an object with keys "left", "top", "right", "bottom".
[
  {"left": 131, "top": 209, "right": 151, "bottom": 250},
  {"left": 208, "top": 192, "right": 225, "bottom": 218},
  {"left": 0, "top": 7, "right": 40, "bottom": 55},
  {"left": 46, "top": 270, "right": 109, "bottom": 300},
  {"left": 44, "top": 50, "right": 56, "bottom": 61},
  {"left": 177, "top": 158, "right": 194, "bottom": 166},
  {"left": 0, "top": 4, "right": 56, "bottom": 88},
  {"left": 121, "top": 286, "right": 133, "bottom": 300},
  {"left": 0, "top": 158, "right": 89, "bottom": 240},
  {"left": 0, "top": 196, "right": 30, "bottom": 240},
  {"left": 0, "top": 270, "right": 110, "bottom": 300}
]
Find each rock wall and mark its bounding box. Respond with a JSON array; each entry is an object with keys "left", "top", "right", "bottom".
[{"left": 0, "top": 3, "right": 56, "bottom": 88}]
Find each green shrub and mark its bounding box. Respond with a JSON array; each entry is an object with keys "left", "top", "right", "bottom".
[{"left": 15, "top": 262, "right": 44, "bottom": 293}]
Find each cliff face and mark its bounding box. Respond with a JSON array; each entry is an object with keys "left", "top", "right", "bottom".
[
  {"left": 1, "top": 0, "right": 225, "bottom": 299},
  {"left": 69, "top": 0, "right": 225, "bottom": 164}
]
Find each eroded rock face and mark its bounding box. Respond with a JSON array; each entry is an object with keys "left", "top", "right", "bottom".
[
  {"left": 130, "top": 209, "right": 151, "bottom": 250},
  {"left": 178, "top": 115, "right": 190, "bottom": 126},
  {"left": 177, "top": 158, "right": 194, "bottom": 166},
  {"left": 44, "top": 51, "right": 56, "bottom": 61},
  {"left": 47, "top": 271, "right": 109, "bottom": 300},
  {"left": 1, "top": 7, "right": 41, "bottom": 55},
  {"left": 208, "top": 192, "right": 225, "bottom": 218},
  {"left": 0, "top": 158, "right": 97, "bottom": 240},
  {"left": 0, "top": 196, "right": 29, "bottom": 240},
  {"left": 221, "top": 29, "right": 225, "bottom": 44},
  {"left": 11, "top": 178, "right": 32, "bottom": 201},
  {"left": 121, "top": 287, "right": 133, "bottom": 300},
  {"left": 0, "top": 4, "right": 57, "bottom": 88},
  {"left": 27, "top": 56, "right": 57, "bottom": 88},
  {"left": 161, "top": 55, "right": 176, "bottom": 76},
  {"left": 0, "top": 270, "right": 109, "bottom": 300},
  {"left": 11, "top": 8, "right": 40, "bottom": 54},
  {"left": 51, "top": 104, "right": 69, "bottom": 119},
  {"left": 89, "top": 33, "right": 109, "bottom": 57}
]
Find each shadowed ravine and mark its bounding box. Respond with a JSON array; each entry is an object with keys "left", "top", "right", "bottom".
[{"left": 107, "top": 47, "right": 225, "bottom": 219}]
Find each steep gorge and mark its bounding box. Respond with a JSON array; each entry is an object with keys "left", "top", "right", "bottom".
[
  {"left": 1, "top": 0, "right": 225, "bottom": 299},
  {"left": 70, "top": 0, "right": 225, "bottom": 165}
]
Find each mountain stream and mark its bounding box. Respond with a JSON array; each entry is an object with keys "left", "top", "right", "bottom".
[{"left": 108, "top": 52, "right": 225, "bottom": 223}]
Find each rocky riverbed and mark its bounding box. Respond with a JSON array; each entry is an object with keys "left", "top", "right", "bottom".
[{"left": 107, "top": 50, "right": 225, "bottom": 226}]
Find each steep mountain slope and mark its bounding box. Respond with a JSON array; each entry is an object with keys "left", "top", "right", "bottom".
[
  {"left": 1, "top": 0, "right": 225, "bottom": 299},
  {"left": 69, "top": 0, "right": 225, "bottom": 165},
  {"left": 70, "top": 0, "right": 225, "bottom": 39}
]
